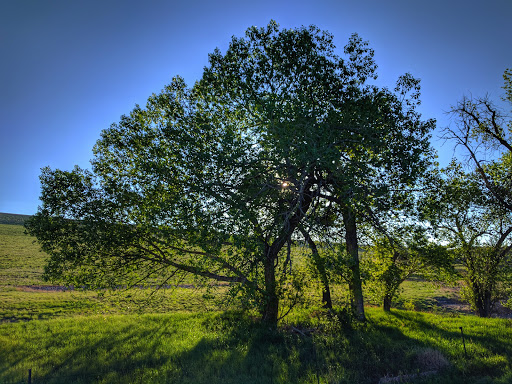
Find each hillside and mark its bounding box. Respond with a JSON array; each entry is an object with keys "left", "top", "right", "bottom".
[{"left": 0, "top": 212, "right": 32, "bottom": 225}]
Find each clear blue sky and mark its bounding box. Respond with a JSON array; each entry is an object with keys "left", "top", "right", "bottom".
[{"left": 1, "top": 0, "right": 511, "bottom": 215}]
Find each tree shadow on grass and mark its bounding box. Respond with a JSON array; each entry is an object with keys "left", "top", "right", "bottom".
[
  {"left": 3, "top": 310, "right": 511, "bottom": 384},
  {"left": 117, "top": 312, "right": 448, "bottom": 384},
  {"left": 386, "top": 310, "right": 512, "bottom": 380},
  {"left": 1, "top": 314, "right": 194, "bottom": 384},
  {"left": 160, "top": 313, "right": 318, "bottom": 384}
]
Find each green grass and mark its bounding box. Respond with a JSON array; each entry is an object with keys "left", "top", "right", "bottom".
[
  {"left": 1, "top": 309, "right": 511, "bottom": 384},
  {"left": 0, "top": 224, "right": 47, "bottom": 285},
  {"left": 3, "top": 222, "right": 512, "bottom": 383},
  {"left": 397, "top": 279, "right": 462, "bottom": 311},
  {"left": 0, "top": 283, "right": 229, "bottom": 323},
  {"left": 0, "top": 224, "right": 228, "bottom": 322}
]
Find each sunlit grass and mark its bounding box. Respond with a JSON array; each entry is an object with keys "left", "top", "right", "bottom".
[
  {"left": 0, "top": 224, "right": 47, "bottom": 285},
  {"left": 0, "top": 284, "right": 228, "bottom": 322},
  {"left": 397, "top": 279, "right": 462, "bottom": 311},
  {"left": 0, "top": 224, "right": 229, "bottom": 322},
  {"left": 2, "top": 223, "right": 512, "bottom": 383},
  {"left": 1, "top": 309, "right": 511, "bottom": 384}
]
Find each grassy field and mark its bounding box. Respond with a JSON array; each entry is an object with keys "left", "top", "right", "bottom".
[
  {"left": 1, "top": 222, "right": 512, "bottom": 383},
  {"left": 0, "top": 223, "right": 46, "bottom": 286},
  {"left": 2, "top": 309, "right": 512, "bottom": 383},
  {"left": 0, "top": 223, "right": 228, "bottom": 322}
]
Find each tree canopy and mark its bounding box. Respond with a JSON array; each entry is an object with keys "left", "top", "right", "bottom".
[
  {"left": 445, "top": 68, "right": 512, "bottom": 213},
  {"left": 26, "top": 21, "right": 436, "bottom": 325}
]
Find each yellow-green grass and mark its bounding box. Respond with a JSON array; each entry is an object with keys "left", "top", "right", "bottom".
[
  {"left": 0, "top": 224, "right": 47, "bottom": 286},
  {"left": 396, "top": 279, "right": 463, "bottom": 312},
  {"left": 2, "top": 223, "right": 512, "bottom": 383},
  {"left": 0, "top": 284, "right": 228, "bottom": 323},
  {"left": 0, "top": 224, "right": 228, "bottom": 322},
  {"left": 1, "top": 308, "right": 511, "bottom": 384},
  {"left": 0, "top": 223, "right": 468, "bottom": 323}
]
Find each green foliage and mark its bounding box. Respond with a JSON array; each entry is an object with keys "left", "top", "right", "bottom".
[
  {"left": 421, "top": 164, "right": 512, "bottom": 317},
  {"left": 26, "top": 21, "right": 435, "bottom": 325},
  {"left": 0, "top": 224, "right": 229, "bottom": 322},
  {"left": 441, "top": 68, "right": 512, "bottom": 317},
  {"left": 362, "top": 226, "right": 453, "bottom": 310}
]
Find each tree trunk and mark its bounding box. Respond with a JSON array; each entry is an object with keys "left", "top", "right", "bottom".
[
  {"left": 300, "top": 226, "right": 333, "bottom": 309},
  {"left": 383, "top": 293, "right": 392, "bottom": 312},
  {"left": 259, "top": 176, "right": 317, "bottom": 326},
  {"left": 262, "top": 249, "right": 279, "bottom": 325},
  {"left": 382, "top": 261, "right": 400, "bottom": 312},
  {"left": 322, "top": 284, "right": 333, "bottom": 310},
  {"left": 473, "top": 282, "right": 492, "bottom": 317},
  {"left": 342, "top": 205, "right": 365, "bottom": 321}
]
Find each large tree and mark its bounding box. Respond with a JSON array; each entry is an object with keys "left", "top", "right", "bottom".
[{"left": 26, "top": 21, "right": 434, "bottom": 324}]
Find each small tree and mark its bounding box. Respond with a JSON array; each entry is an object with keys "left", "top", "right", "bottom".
[
  {"left": 421, "top": 164, "right": 512, "bottom": 316},
  {"left": 362, "top": 224, "right": 451, "bottom": 312},
  {"left": 298, "top": 225, "right": 334, "bottom": 309}
]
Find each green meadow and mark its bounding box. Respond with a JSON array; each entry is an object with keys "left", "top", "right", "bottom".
[{"left": 1, "top": 222, "right": 512, "bottom": 384}]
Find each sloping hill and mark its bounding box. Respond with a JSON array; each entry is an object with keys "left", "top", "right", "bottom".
[{"left": 0, "top": 212, "right": 32, "bottom": 225}]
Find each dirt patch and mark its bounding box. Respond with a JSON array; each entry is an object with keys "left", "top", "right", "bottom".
[
  {"left": 14, "top": 284, "right": 216, "bottom": 292},
  {"left": 433, "top": 296, "right": 473, "bottom": 314},
  {"left": 432, "top": 296, "right": 512, "bottom": 318},
  {"left": 16, "top": 285, "right": 74, "bottom": 292},
  {"left": 491, "top": 301, "right": 512, "bottom": 319}
]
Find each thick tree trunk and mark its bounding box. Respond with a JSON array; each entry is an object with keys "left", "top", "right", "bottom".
[
  {"left": 262, "top": 250, "right": 279, "bottom": 325},
  {"left": 342, "top": 205, "right": 365, "bottom": 321},
  {"left": 383, "top": 293, "right": 392, "bottom": 312},
  {"left": 473, "top": 283, "right": 492, "bottom": 317}
]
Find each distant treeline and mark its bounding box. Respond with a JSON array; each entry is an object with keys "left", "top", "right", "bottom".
[{"left": 0, "top": 213, "right": 32, "bottom": 225}]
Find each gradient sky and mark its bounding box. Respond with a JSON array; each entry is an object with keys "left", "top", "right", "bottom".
[{"left": 1, "top": 0, "right": 511, "bottom": 215}]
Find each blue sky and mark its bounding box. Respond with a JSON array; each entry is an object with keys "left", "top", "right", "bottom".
[{"left": 1, "top": 0, "right": 511, "bottom": 215}]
